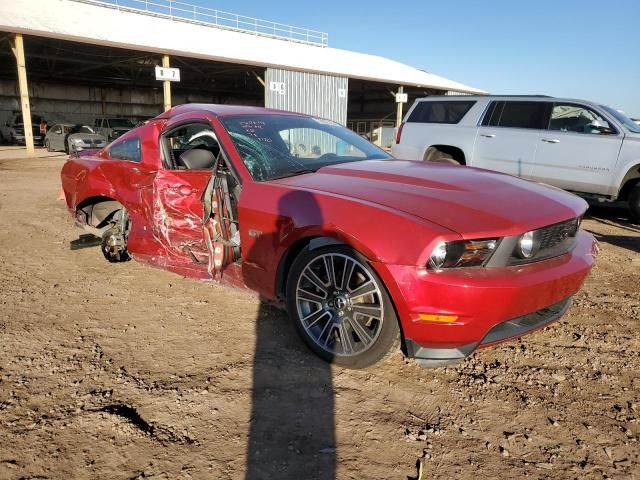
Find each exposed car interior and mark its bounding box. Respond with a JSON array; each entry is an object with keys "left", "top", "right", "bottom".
[
  {"left": 162, "top": 123, "right": 221, "bottom": 170},
  {"left": 161, "top": 122, "right": 242, "bottom": 267}
]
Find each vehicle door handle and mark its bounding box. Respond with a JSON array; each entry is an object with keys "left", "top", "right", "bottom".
[
  {"left": 480, "top": 134, "right": 496, "bottom": 138},
  {"left": 541, "top": 138, "right": 560, "bottom": 143}
]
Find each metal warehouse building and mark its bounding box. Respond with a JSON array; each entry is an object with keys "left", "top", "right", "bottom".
[{"left": 0, "top": 0, "right": 484, "bottom": 153}]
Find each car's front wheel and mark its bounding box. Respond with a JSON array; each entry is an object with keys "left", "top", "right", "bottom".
[
  {"left": 286, "top": 245, "right": 399, "bottom": 368},
  {"left": 45, "top": 139, "right": 52, "bottom": 152}
]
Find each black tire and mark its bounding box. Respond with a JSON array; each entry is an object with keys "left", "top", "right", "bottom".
[
  {"left": 65, "top": 140, "right": 70, "bottom": 154},
  {"left": 285, "top": 244, "right": 399, "bottom": 368},
  {"left": 45, "top": 140, "right": 52, "bottom": 152},
  {"left": 629, "top": 183, "right": 640, "bottom": 224},
  {"left": 101, "top": 226, "right": 130, "bottom": 263}
]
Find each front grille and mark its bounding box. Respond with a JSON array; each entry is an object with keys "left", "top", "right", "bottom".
[{"left": 537, "top": 218, "right": 579, "bottom": 250}]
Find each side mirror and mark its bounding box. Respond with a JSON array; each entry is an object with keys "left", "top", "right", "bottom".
[{"left": 589, "top": 119, "right": 612, "bottom": 133}]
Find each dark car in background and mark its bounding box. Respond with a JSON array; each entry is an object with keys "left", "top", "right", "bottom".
[
  {"left": 1, "top": 112, "right": 44, "bottom": 145},
  {"left": 94, "top": 117, "right": 136, "bottom": 142}
]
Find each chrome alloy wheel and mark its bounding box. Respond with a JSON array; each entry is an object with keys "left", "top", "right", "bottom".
[{"left": 295, "top": 253, "right": 384, "bottom": 357}]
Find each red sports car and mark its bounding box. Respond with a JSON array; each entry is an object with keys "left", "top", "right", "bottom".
[{"left": 61, "top": 104, "right": 598, "bottom": 368}]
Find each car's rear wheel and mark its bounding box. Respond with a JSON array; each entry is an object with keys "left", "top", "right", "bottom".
[
  {"left": 629, "top": 183, "right": 640, "bottom": 224},
  {"left": 286, "top": 245, "right": 399, "bottom": 368},
  {"left": 45, "top": 139, "right": 52, "bottom": 152}
]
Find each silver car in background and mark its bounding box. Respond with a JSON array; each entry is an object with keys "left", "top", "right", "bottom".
[{"left": 45, "top": 124, "right": 107, "bottom": 153}]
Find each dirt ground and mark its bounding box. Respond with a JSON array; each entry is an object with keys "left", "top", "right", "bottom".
[{"left": 0, "top": 152, "right": 638, "bottom": 480}]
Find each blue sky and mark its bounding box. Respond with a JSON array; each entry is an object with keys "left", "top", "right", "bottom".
[{"left": 199, "top": 0, "right": 639, "bottom": 116}]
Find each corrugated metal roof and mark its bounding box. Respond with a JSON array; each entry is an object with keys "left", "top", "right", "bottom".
[{"left": 0, "top": 0, "right": 486, "bottom": 94}]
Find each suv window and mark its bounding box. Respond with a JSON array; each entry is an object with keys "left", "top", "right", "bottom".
[
  {"left": 108, "top": 137, "right": 141, "bottom": 162},
  {"left": 408, "top": 101, "right": 475, "bottom": 124},
  {"left": 549, "top": 103, "right": 614, "bottom": 134},
  {"left": 482, "top": 101, "right": 549, "bottom": 130}
]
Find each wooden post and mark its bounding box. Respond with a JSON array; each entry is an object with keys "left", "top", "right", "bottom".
[
  {"left": 162, "top": 55, "right": 171, "bottom": 112},
  {"left": 396, "top": 85, "right": 404, "bottom": 129},
  {"left": 11, "top": 34, "right": 35, "bottom": 155}
]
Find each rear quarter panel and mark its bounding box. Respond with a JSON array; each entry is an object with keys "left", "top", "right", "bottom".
[
  {"left": 392, "top": 99, "right": 486, "bottom": 162},
  {"left": 60, "top": 154, "right": 116, "bottom": 211}
]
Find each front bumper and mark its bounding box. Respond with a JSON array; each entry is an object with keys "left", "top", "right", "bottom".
[
  {"left": 15, "top": 134, "right": 43, "bottom": 145},
  {"left": 373, "top": 230, "right": 597, "bottom": 366},
  {"left": 70, "top": 144, "right": 105, "bottom": 152},
  {"left": 406, "top": 297, "right": 572, "bottom": 367}
]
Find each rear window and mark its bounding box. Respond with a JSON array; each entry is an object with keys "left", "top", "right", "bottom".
[
  {"left": 108, "top": 137, "right": 141, "bottom": 162},
  {"left": 481, "top": 101, "right": 549, "bottom": 130},
  {"left": 407, "top": 101, "right": 475, "bottom": 124}
]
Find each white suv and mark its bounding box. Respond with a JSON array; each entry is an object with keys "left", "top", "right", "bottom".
[{"left": 392, "top": 96, "right": 640, "bottom": 222}]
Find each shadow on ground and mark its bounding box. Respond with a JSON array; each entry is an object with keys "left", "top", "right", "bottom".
[
  {"left": 245, "top": 303, "right": 335, "bottom": 480},
  {"left": 584, "top": 202, "right": 640, "bottom": 253},
  {"left": 244, "top": 190, "right": 336, "bottom": 480}
]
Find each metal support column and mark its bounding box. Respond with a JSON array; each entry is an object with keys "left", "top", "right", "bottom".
[
  {"left": 252, "top": 71, "right": 266, "bottom": 107},
  {"left": 396, "top": 85, "right": 404, "bottom": 128},
  {"left": 11, "top": 34, "right": 34, "bottom": 155},
  {"left": 162, "top": 55, "right": 172, "bottom": 111}
]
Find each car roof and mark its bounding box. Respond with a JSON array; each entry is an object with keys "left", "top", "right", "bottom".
[{"left": 157, "top": 103, "right": 309, "bottom": 120}]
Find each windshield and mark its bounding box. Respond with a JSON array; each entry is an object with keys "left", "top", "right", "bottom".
[
  {"left": 109, "top": 118, "right": 135, "bottom": 128},
  {"left": 70, "top": 125, "right": 95, "bottom": 134},
  {"left": 600, "top": 105, "right": 640, "bottom": 134},
  {"left": 221, "top": 114, "right": 391, "bottom": 181}
]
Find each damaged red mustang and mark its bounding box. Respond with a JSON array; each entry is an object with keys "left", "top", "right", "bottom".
[{"left": 61, "top": 104, "right": 598, "bottom": 368}]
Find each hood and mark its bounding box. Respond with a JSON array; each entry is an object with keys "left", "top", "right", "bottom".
[{"left": 273, "top": 160, "right": 587, "bottom": 239}]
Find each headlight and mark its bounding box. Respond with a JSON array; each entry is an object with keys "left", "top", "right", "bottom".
[
  {"left": 428, "top": 239, "right": 498, "bottom": 269},
  {"left": 572, "top": 216, "right": 582, "bottom": 235},
  {"left": 515, "top": 230, "right": 539, "bottom": 259},
  {"left": 72, "top": 138, "right": 84, "bottom": 144}
]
